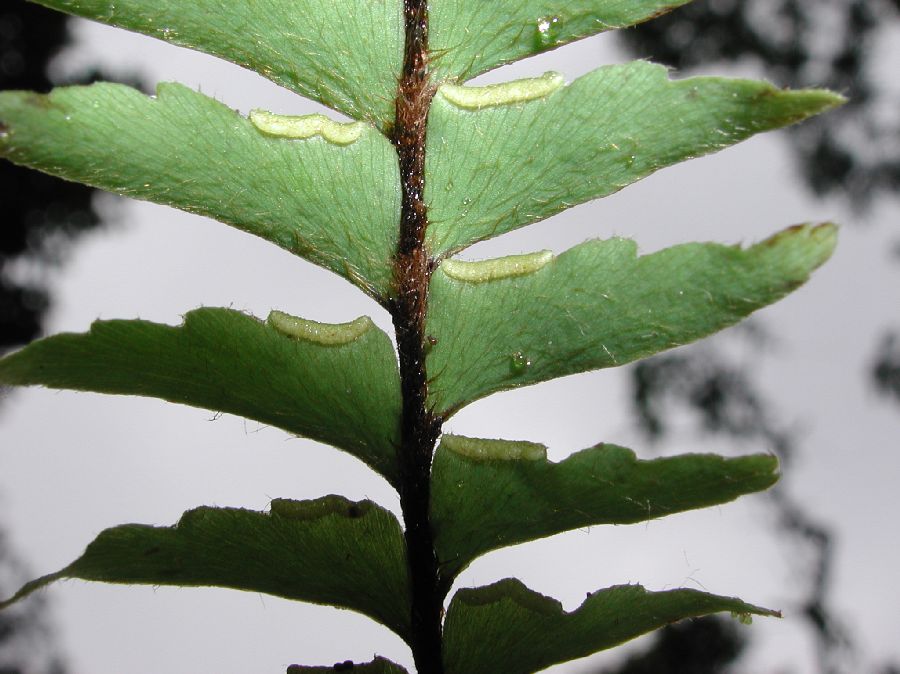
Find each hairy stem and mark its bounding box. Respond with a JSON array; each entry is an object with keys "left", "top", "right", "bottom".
[{"left": 389, "top": 1, "right": 443, "bottom": 672}]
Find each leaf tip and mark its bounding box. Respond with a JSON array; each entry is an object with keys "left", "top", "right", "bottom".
[
  {"left": 0, "top": 571, "right": 66, "bottom": 611},
  {"left": 760, "top": 222, "right": 838, "bottom": 271},
  {"left": 740, "top": 604, "right": 782, "bottom": 620},
  {"left": 809, "top": 221, "right": 839, "bottom": 255},
  {"left": 755, "top": 454, "right": 782, "bottom": 493},
  {"left": 793, "top": 88, "right": 848, "bottom": 114},
  {"left": 759, "top": 85, "right": 847, "bottom": 126}
]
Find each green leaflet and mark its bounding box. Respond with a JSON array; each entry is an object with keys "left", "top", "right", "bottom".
[
  {"left": 287, "top": 658, "right": 408, "bottom": 674},
  {"left": 0, "top": 82, "right": 399, "bottom": 298},
  {"left": 431, "top": 436, "right": 779, "bottom": 580},
  {"left": 29, "top": 0, "right": 403, "bottom": 126},
  {"left": 426, "top": 224, "right": 836, "bottom": 415},
  {"left": 443, "top": 579, "right": 778, "bottom": 674},
  {"left": 425, "top": 62, "right": 844, "bottom": 256},
  {"left": 2, "top": 4, "right": 844, "bottom": 669},
  {"left": 0, "top": 308, "right": 402, "bottom": 484},
  {"left": 430, "top": 1, "right": 692, "bottom": 82},
  {"left": 0, "top": 497, "right": 411, "bottom": 641}
]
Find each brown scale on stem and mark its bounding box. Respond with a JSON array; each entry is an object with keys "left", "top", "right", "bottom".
[{"left": 388, "top": 1, "right": 444, "bottom": 673}]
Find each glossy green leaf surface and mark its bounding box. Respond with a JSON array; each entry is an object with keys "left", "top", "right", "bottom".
[
  {"left": 0, "top": 497, "right": 411, "bottom": 640},
  {"left": 426, "top": 224, "right": 836, "bottom": 415},
  {"left": 30, "top": 0, "right": 403, "bottom": 125},
  {"left": 425, "top": 62, "right": 844, "bottom": 256},
  {"left": 0, "top": 308, "right": 402, "bottom": 483},
  {"left": 0, "top": 82, "right": 399, "bottom": 297},
  {"left": 443, "top": 578, "right": 777, "bottom": 674},
  {"left": 287, "top": 658, "right": 408, "bottom": 674},
  {"left": 431, "top": 436, "right": 778, "bottom": 579},
  {"left": 430, "top": 1, "right": 690, "bottom": 82}
]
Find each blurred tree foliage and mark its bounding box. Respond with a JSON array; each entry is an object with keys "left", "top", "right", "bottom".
[
  {"left": 596, "top": 326, "right": 900, "bottom": 674},
  {"left": 0, "top": 535, "right": 66, "bottom": 674},
  {"left": 611, "top": 5, "right": 900, "bottom": 671},
  {"left": 620, "top": 0, "right": 900, "bottom": 206},
  {"left": 1, "top": 1, "right": 109, "bottom": 671},
  {"left": 626, "top": 332, "right": 854, "bottom": 674},
  {"left": 873, "top": 333, "right": 900, "bottom": 402},
  {"left": 621, "top": 0, "right": 900, "bottom": 413},
  {"left": 1, "top": 1, "right": 896, "bottom": 673},
  {"left": 0, "top": 0, "right": 102, "bottom": 352},
  {"left": 598, "top": 616, "right": 745, "bottom": 674}
]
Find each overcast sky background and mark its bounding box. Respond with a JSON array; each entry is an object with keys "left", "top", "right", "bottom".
[{"left": 1, "top": 14, "right": 898, "bottom": 674}]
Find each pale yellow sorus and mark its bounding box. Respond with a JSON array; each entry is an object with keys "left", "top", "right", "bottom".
[
  {"left": 439, "top": 72, "right": 565, "bottom": 110},
  {"left": 267, "top": 310, "right": 373, "bottom": 346},
  {"left": 250, "top": 110, "right": 365, "bottom": 145},
  {"left": 441, "top": 250, "right": 554, "bottom": 283},
  {"left": 442, "top": 435, "right": 547, "bottom": 462}
]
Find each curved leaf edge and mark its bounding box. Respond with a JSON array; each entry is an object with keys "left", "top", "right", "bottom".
[
  {"left": 426, "top": 62, "right": 845, "bottom": 259},
  {"left": 28, "top": 0, "right": 402, "bottom": 127},
  {"left": 452, "top": 577, "right": 779, "bottom": 618},
  {"left": 0, "top": 81, "right": 395, "bottom": 300},
  {"left": 432, "top": 434, "right": 779, "bottom": 581},
  {"left": 287, "top": 657, "right": 409, "bottom": 674},
  {"left": 0, "top": 496, "right": 411, "bottom": 641},
  {"left": 0, "top": 571, "right": 65, "bottom": 611},
  {"left": 443, "top": 577, "right": 779, "bottom": 673},
  {"left": 429, "top": 222, "right": 838, "bottom": 419},
  {"left": 0, "top": 306, "right": 402, "bottom": 487}
]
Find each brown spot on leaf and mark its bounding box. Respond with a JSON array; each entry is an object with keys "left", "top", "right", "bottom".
[{"left": 22, "top": 91, "right": 53, "bottom": 109}]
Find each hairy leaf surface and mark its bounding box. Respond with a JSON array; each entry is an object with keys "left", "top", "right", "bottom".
[
  {"left": 430, "top": 1, "right": 691, "bottom": 82},
  {"left": 0, "top": 498, "right": 411, "bottom": 640},
  {"left": 443, "top": 578, "right": 777, "bottom": 674},
  {"left": 28, "top": 0, "right": 403, "bottom": 125},
  {"left": 426, "top": 224, "right": 836, "bottom": 415},
  {"left": 431, "top": 435, "right": 778, "bottom": 579},
  {"left": 426, "top": 62, "right": 843, "bottom": 255},
  {"left": 0, "top": 308, "right": 402, "bottom": 483},
  {"left": 0, "top": 83, "right": 399, "bottom": 297}
]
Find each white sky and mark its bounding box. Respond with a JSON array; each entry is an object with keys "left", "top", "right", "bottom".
[{"left": 1, "top": 14, "right": 898, "bottom": 674}]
